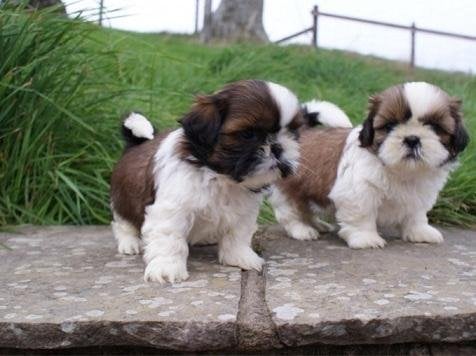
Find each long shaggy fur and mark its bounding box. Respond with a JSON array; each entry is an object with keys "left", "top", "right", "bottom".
[
  {"left": 271, "top": 82, "right": 469, "bottom": 248},
  {"left": 110, "top": 80, "right": 303, "bottom": 283}
]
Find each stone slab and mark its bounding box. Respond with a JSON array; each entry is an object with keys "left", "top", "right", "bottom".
[
  {"left": 259, "top": 226, "right": 476, "bottom": 347},
  {"left": 0, "top": 226, "right": 241, "bottom": 351}
]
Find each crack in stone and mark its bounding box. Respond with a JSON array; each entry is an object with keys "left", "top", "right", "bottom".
[{"left": 236, "top": 269, "right": 283, "bottom": 350}]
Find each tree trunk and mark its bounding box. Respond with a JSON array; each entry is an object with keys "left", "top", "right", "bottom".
[
  {"left": 201, "top": 0, "right": 214, "bottom": 42},
  {"left": 201, "top": 0, "right": 268, "bottom": 43}
]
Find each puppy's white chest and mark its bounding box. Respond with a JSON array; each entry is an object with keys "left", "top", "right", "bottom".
[
  {"left": 187, "top": 179, "right": 260, "bottom": 245},
  {"left": 377, "top": 171, "right": 448, "bottom": 226},
  {"left": 377, "top": 195, "right": 412, "bottom": 226}
]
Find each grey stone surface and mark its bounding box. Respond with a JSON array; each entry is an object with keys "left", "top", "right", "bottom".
[
  {"left": 259, "top": 225, "right": 476, "bottom": 347},
  {"left": 0, "top": 226, "right": 241, "bottom": 351},
  {"left": 1, "top": 225, "right": 475, "bottom": 352}
]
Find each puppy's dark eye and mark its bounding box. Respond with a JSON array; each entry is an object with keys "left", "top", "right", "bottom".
[
  {"left": 288, "top": 127, "right": 300, "bottom": 140},
  {"left": 383, "top": 122, "right": 397, "bottom": 132},
  {"left": 239, "top": 129, "right": 257, "bottom": 140},
  {"left": 427, "top": 123, "right": 446, "bottom": 135}
]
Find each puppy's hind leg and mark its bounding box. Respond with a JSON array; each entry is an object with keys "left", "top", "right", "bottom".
[
  {"left": 268, "top": 187, "right": 319, "bottom": 241},
  {"left": 111, "top": 211, "right": 141, "bottom": 255}
]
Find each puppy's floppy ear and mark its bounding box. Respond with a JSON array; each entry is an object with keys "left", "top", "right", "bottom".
[
  {"left": 179, "top": 92, "right": 229, "bottom": 161},
  {"left": 359, "top": 95, "right": 380, "bottom": 147},
  {"left": 449, "top": 98, "right": 470, "bottom": 156}
]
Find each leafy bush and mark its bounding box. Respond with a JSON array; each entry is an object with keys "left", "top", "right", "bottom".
[{"left": 0, "top": 5, "right": 121, "bottom": 224}]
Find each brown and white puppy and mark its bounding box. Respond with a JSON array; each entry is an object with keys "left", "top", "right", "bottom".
[
  {"left": 270, "top": 82, "right": 469, "bottom": 248},
  {"left": 110, "top": 80, "right": 303, "bottom": 283}
]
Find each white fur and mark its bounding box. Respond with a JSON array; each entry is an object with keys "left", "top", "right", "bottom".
[
  {"left": 267, "top": 82, "right": 300, "bottom": 126},
  {"left": 329, "top": 128, "right": 450, "bottom": 248},
  {"left": 111, "top": 211, "right": 141, "bottom": 255},
  {"left": 268, "top": 187, "right": 320, "bottom": 241},
  {"left": 303, "top": 100, "right": 353, "bottom": 128},
  {"left": 332, "top": 83, "right": 456, "bottom": 247},
  {"left": 404, "top": 82, "right": 447, "bottom": 118},
  {"left": 141, "top": 129, "right": 267, "bottom": 283},
  {"left": 124, "top": 113, "right": 154, "bottom": 140},
  {"left": 262, "top": 81, "right": 302, "bottom": 180},
  {"left": 272, "top": 83, "right": 455, "bottom": 248},
  {"left": 277, "top": 133, "right": 300, "bottom": 173}
]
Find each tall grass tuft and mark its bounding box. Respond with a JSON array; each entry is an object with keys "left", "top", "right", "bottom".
[
  {"left": 0, "top": 8, "right": 474, "bottom": 227},
  {"left": 0, "top": 5, "right": 122, "bottom": 225}
]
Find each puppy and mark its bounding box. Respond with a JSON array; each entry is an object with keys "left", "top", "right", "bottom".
[
  {"left": 110, "top": 80, "right": 303, "bottom": 283},
  {"left": 270, "top": 82, "right": 469, "bottom": 248}
]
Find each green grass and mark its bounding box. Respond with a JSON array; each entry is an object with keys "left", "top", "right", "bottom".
[{"left": 1, "top": 7, "right": 475, "bottom": 227}]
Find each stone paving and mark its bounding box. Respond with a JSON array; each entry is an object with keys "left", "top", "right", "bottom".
[
  {"left": 259, "top": 225, "right": 476, "bottom": 347},
  {"left": 0, "top": 225, "right": 475, "bottom": 352}
]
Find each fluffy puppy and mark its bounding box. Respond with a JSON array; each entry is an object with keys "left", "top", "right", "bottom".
[
  {"left": 110, "top": 80, "right": 303, "bottom": 283},
  {"left": 270, "top": 82, "right": 469, "bottom": 248}
]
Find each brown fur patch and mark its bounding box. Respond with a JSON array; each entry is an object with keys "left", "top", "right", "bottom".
[
  {"left": 178, "top": 79, "right": 297, "bottom": 181},
  {"left": 219, "top": 80, "right": 280, "bottom": 134},
  {"left": 287, "top": 112, "right": 305, "bottom": 137},
  {"left": 110, "top": 131, "right": 170, "bottom": 230},
  {"left": 277, "top": 128, "right": 351, "bottom": 219},
  {"left": 368, "top": 85, "right": 412, "bottom": 151},
  {"left": 419, "top": 109, "right": 454, "bottom": 146}
]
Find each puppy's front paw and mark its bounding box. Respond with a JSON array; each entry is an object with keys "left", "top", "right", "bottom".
[
  {"left": 118, "top": 236, "right": 141, "bottom": 255},
  {"left": 219, "top": 247, "right": 265, "bottom": 272},
  {"left": 287, "top": 223, "right": 320, "bottom": 241},
  {"left": 403, "top": 224, "right": 444, "bottom": 244},
  {"left": 344, "top": 231, "right": 386, "bottom": 249},
  {"left": 144, "top": 257, "right": 189, "bottom": 284}
]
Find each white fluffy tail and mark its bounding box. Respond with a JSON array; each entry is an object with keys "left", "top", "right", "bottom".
[
  {"left": 302, "top": 100, "right": 353, "bottom": 128},
  {"left": 121, "top": 112, "right": 155, "bottom": 149}
]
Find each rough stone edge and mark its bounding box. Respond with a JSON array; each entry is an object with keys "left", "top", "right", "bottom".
[
  {"left": 0, "top": 320, "right": 236, "bottom": 351},
  {"left": 235, "top": 270, "right": 282, "bottom": 350},
  {"left": 274, "top": 312, "right": 476, "bottom": 347}
]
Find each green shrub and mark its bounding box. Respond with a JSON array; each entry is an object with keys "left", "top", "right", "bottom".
[{"left": 0, "top": 5, "right": 121, "bottom": 225}]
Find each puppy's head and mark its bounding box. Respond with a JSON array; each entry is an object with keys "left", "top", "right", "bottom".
[
  {"left": 180, "top": 80, "right": 303, "bottom": 190},
  {"left": 359, "top": 82, "right": 469, "bottom": 170}
]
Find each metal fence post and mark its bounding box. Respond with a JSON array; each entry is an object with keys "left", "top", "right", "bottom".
[
  {"left": 98, "top": 0, "right": 104, "bottom": 26},
  {"left": 410, "top": 22, "right": 416, "bottom": 68},
  {"left": 311, "top": 5, "right": 319, "bottom": 48},
  {"left": 194, "top": 0, "right": 200, "bottom": 34}
]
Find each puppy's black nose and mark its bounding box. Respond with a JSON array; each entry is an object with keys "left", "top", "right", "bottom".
[
  {"left": 404, "top": 135, "right": 421, "bottom": 148},
  {"left": 271, "top": 143, "right": 283, "bottom": 159}
]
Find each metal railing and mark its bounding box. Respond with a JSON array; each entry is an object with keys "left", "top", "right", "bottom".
[{"left": 275, "top": 5, "right": 476, "bottom": 68}]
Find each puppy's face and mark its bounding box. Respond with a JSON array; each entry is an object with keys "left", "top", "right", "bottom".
[
  {"left": 359, "top": 82, "right": 469, "bottom": 170},
  {"left": 180, "top": 80, "right": 302, "bottom": 190}
]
